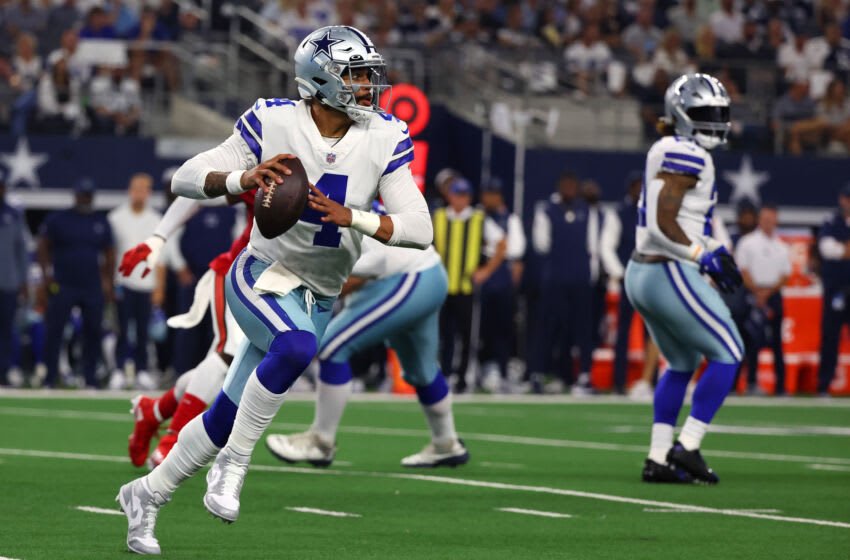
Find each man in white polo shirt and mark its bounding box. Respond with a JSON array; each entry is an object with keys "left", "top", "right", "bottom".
[
  {"left": 734, "top": 203, "right": 791, "bottom": 395},
  {"left": 108, "top": 173, "right": 162, "bottom": 390}
]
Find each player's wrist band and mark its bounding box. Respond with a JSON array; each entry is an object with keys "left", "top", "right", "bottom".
[
  {"left": 225, "top": 171, "right": 245, "bottom": 195},
  {"left": 350, "top": 209, "right": 381, "bottom": 236},
  {"left": 688, "top": 242, "right": 704, "bottom": 262}
]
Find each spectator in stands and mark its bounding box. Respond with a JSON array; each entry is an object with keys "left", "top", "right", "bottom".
[
  {"left": 8, "top": 32, "right": 41, "bottom": 136},
  {"left": 817, "top": 184, "right": 850, "bottom": 397},
  {"left": 261, "top": 0, "right": 325, "bottom": 47},
  {"left": 47, "top": 30, "right": 89, "bottom": 84},
  {"left": 399, "top": 0, "right": 440, "bottom": 47},
  {"left": 105, "top": 0, "right": 142, "bottom": 39},
  {"left": 478, "top": 177, "right": 525, "bottom": 393},
  {"left": 735, "top": 203, "right": 791, "bottom": 395},
  {"left": 622, "top": 5, "right": 662, "bottom": 60},
  {"left": 0, "top": 174, "right": 30, "bottom": 387},
  {"left": 88, "top": 65, "right": 141, "bottom": 135},
  {"left": 651, "top": 28, "right": 694, "bottom": 78},
  {"left": 107, "top": 173, "right": 161, "bottom": 391},
  {"left": 538, "top": 5, "right": 568, "bottom": 50},
  {"left": 38, "top": 179, "right": 114, "bottom": 388},
  {"left": 44, "top": 0, "right": 82, "bottom": 55},
  {"left": 4, "top": 0, "right": 46, "bottom": 39},
  {"left": 156, "top": 0, "right": 183, "bottom": 41},
  {"left": 637, "top": 67, "right": 670, "bottom": 141},
  {"left": 666, "top": 0, "right": 700, "bottom": 46},
  {"left": 817, "top": 78, "right": 850, "bottom": 152},
  {"left": 496, "top": 2, "right": 536, "bottom": 48},
  {"left": 564, "top": 24, "right": 611, "bottom": 96},
  {"left": 709, "top": 0, "right": 744, "bottom": 45},
  {"left": 694, "top": 24, "right": 719, "bottom": 67},
  {"left": 820, "top": 22, "right": 850, "bottom": 74},
  {"left": 79, "top": 6, "right": 116, "bottom": 39},
  {"left": 530, "top": 171, "right": 595, "bottom": 395},
  {"left": 773, "top": 79, "right": 819, "bottom": 154},
  {"left": 723, "top": 19, "right": 775, "bottom": 61},
  {"left": 128, "top": 7, "right": 180, "bottom": 91},
  {"left": 777, "top": 25, "right": 822, "bottom": 84},
  {"left": 35, "top": 55, "right": 82, "bottom": 134}
]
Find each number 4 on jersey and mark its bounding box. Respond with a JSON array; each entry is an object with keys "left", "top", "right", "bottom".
[{"left": 300, "top": 174, "right": 348, "bottom": 248}]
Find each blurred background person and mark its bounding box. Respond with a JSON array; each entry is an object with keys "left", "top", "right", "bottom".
[
  {"left": 107, "top": 173, "right": 161, "bottom": 390},
  {"left": 817, "top": 185, "right": 850, "bottom": 396},
  {"left": 0, "top": 173, "right": 30, "bottom": 387},
  {"left": 530, "top": 171, "right": 595, "bottom": 395},
  {"left": 37, "top": 179, "right": 114, "bottom": 388},
  {"left": 478, "top": 177, "right": 525, "bottom": 393},
  {"left": 433, "top": 177, "right": 494, "bottom": 393},
  {"left": 34, "top": 55, "right": 82, "bottom": 134},
  {"left": 735, "top": 203, "right": 791, "bottom": 395}
]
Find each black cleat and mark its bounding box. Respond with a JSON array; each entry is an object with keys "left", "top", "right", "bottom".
[
  {"left": 666, "top": 441, "right": 720, "bottom": 485},
  {"left": 641, "top": 459, "right": 694, "bottom": 483}
]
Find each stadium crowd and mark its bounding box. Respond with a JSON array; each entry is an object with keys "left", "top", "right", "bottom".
[
  {"left": 1, "top": 1, "right": 850, "bottom": 153},
  {"left": 0, "top": 165, "right": 847, "bottom": 398}
]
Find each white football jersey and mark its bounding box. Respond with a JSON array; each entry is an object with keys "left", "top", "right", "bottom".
[
  {"left": 235, "top": 98, "right": 415, "bottom": 296},
  {"left": 635, "top": 135, "right": 717, "bottom": 261},
  {"left": 351, "top": 236, "right": 442, "bottom": 279}
]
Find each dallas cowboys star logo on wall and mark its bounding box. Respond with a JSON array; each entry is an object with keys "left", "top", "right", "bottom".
[{"left": 310, "top": 31, "right": 343, "bottom": 59}]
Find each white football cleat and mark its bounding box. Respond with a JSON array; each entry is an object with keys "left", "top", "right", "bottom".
[
  {"left": 109, "top": 370, "right": 127, "bottom": 391},
  {"left": 116, "top": 477, "right": 169, "bottom": 555},
  {"left": 401, "top": 439, "right": 470, "bottom": 468},
  {"left": 135, "top": 371, "right": 158, "bottom": 391},
  {"left": 203, "top": 447, "right": 249, "bottom": 523},
  {"left": 265, "top": 431, "right": 336, "bottom": 467}
]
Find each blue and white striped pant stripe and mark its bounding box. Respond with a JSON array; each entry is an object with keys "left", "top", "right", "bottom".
[{"left": 625, "top": 259, "right": 743, "bottom": 370}]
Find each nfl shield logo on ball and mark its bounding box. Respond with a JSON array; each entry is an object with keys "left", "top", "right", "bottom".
[{"left": 326, "top": 153, "right": 336, "bottom": 164}]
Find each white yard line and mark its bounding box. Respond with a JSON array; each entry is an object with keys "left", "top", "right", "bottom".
[
  {"left": 807, "top": 464, "right": 850, "bottom": 473},
  {"left": 0, "top": 556, "right": 24, "bottom": 560},
  {"left": 4, "top": 406, "right": 850, "bottom": 466},
  {"left": 2, "top": 447, "right": 849, "bottom": 530},
  {"left": 644, "top": 508, "right": 782, "bottom": 514},
  {"left": 612, "top": 424, "right": 850, "bottom": 437},
  {"left": 497, "top": 507, "right": 572, "bottom": 519},
  {"left": 75, "top": 506, "right": 124, "bottom": 516},
  {"left": 285, "top": 507, "right": 361, "bottom": 518}
]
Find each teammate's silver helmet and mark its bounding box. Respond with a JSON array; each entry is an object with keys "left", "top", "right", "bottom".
[
  {"left": 294, "top": 26, "right": 391, "bottom": 125},
  {"left": 664, "top": 73, "right": 731, "bottom": 150}
]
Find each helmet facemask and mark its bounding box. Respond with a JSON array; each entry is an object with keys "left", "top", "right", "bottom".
[
  {"left": 685, "top": 105, "right": 730, "bottom": 150},
  {"left": 330, "top": 58, "right": 392, "bottom": 124}
]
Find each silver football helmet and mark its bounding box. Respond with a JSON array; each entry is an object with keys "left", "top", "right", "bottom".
[
  {"left": 294, "top": 26, "right": 391, "bottom": 125},
  {"left": 664, "top": 73, "right": 731, "bottom": 150}
]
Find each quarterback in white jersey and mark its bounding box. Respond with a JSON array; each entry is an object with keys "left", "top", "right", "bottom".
[
  {"left": 116, "top": 26, "right": 431, "bottom": 555},
  {"left": 625, "top": 73, "right": 743, "bottom": 486}
]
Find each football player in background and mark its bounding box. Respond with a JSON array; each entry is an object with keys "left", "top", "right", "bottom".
[
  {"left": 624, "top": 73, "right": 743, "bottom": 485},
  {"left": 116, "top": 25, "right": 432, "bottom": 555},
  {"left": 266, "top": 204, "right": 468, "bottom": 469},
  {"left": 120, "top": 185, "right": 255, "bottom": 469}
]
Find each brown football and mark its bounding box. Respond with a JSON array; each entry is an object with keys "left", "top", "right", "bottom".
[{"left": 254, "top": 157, "right": 309, "bottom": 239}]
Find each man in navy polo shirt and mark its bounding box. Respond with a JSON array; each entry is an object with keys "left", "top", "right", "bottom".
[
  {"left": 817, "top": 184, "right": 850, "bottom": 396},
  {"left": 38, "top": 179, "right": 115, "bottom": 388}
]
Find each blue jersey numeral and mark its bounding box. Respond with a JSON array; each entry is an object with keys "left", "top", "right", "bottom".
[
  {"left": 703, "top": 182, "right": 717, "bottom": 236},
  {"left": 264, "top": 98, "right": 295, "bottom": 108},
  {"left": 637, "top": 178, "right": 647, "bottom": 227},
  {"left": 300, "top": 173, "right": 348, "bottom": 248}
]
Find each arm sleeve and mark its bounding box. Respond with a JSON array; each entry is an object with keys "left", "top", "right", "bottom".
[
  {"left": 532, "top": 204, "right": 551, "bottom": 255},
  {"left": 154, "top": 197, "right": 202, "bottom": 239},
  {"left": 819, "top": 237, "right": 845, "bottom": 260},
  {"left": 712, "top": 214, "right": 733, "bottom": 250},
  {"left": 378, "top": 165, "right": 433, "bottom": 249},
  {"left": 483, "top": 217, "right": 506, "bottom": 257},
  {"left": 507, "top": 214, "right": 527, "bottom": 260},
  {"left": 171, "top": 133, "right": 258, "bottom": 200},
  {"left": 599, "top": 208, "right": 624, "bottom": 278}
]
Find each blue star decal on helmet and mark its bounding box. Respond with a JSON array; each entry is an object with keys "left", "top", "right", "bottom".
[{"left": 309, "top": 31, "right": 344, "bottom": 59}]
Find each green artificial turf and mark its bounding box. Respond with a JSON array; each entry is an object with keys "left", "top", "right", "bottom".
[{"left": 0, "top": 395, "right": 848, "bottom": 559}]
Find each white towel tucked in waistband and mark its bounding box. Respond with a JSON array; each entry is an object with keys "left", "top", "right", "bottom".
[
  {"left": 253, "top": 261, "right": 302, "bottom": 297},
  {"left": 167, "top": 269, "right": 214, "bottom": 329}
]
